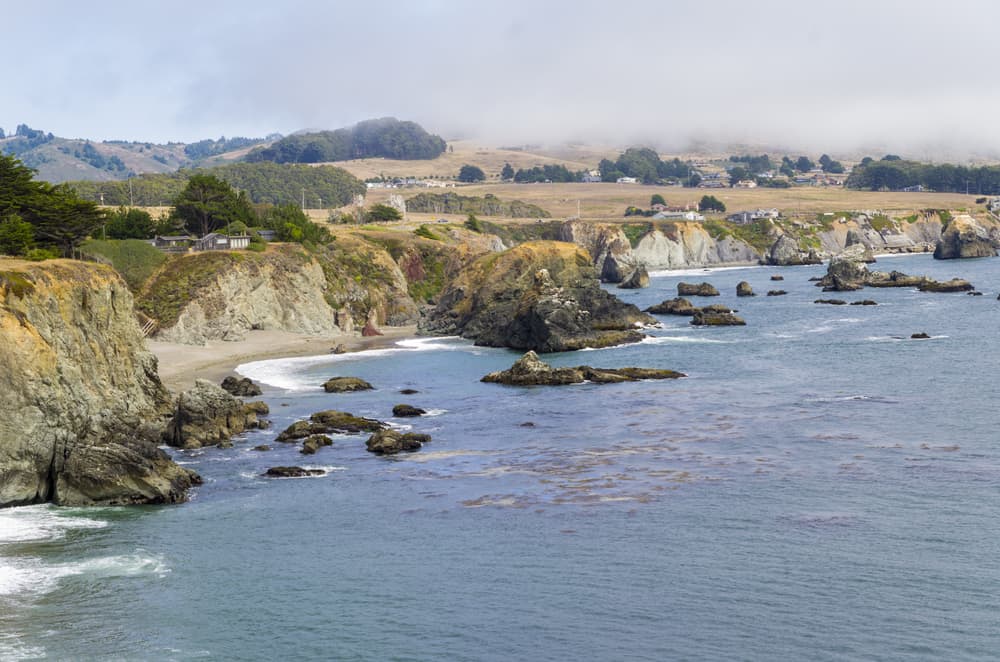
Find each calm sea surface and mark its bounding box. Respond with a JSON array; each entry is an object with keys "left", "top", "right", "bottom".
[{"left": 3, "top": 253, "right": 1000, "bottom": 661}]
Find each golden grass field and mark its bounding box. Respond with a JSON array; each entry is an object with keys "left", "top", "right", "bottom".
[{"left": 361, "top": 182, "right": 983, "bottom": 223}]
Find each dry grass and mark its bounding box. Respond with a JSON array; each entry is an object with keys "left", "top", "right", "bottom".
[
  {"left": 315, "top": 140, "right": 619, "bottom": 181},
  {"left": 360, "top": 182, "right": 983, "bottom": 222}
]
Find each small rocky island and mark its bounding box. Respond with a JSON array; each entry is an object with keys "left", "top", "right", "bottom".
[
  {"left": 481, "top": 351, "right": 685, "bottom": 386},
  {"left": 422, "top": 241, "right": 653, "bottom": 352}
]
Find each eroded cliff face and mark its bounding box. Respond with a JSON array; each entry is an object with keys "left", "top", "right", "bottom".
[{"left": 0, "top": 260, "right": 197, "bottom": 507}]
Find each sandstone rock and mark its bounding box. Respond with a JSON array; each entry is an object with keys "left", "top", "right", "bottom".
[
  {"left": 865, "top": 270, "right": 926, "bottom": 288},
  {"left": 766, "top": 290, "right": 787, "bottom": 296},
  {"left": 701, "top": 303, "right": 734, "bottom": 314},
  {"left": 918, "top": 278, "right": 975, "bottom": 293},
  {"left": 365, "top": 429, "right": 428, "bottom": 455},
  {"left": 677, "top": 282, "right": 720, "bottom": 297},
  {"left": 392, "top": 404, "right": 427, "bottom": 417},
  {"left": 815, "top": 299, "right": 847, "bottom": 305},
  {"left": 421, "top": 241, "right": 652, "bottom": 352},
  {"left": 618, "top": 265, "right": 650, "bottom": 289},
  {"left": 220, "top": 376, "right": 263, "bottom": 397},
  {"left": 361, "top": 320, "right": 383, "bottom": 336},
  {"left": 691, "top": 311, "right": 746, "bottom": 326},
  {"left": 331, "top": 344, "right": 348, "bottom": 354},
  {"left": 600, "top": 253, "right": 632, "bottom": 283},
  {"left": 300, "top": 435, "right": 333, "bottom": 455},
  {"left": 480, "top": 351, "right": 684, "bottom": 386},
  {"left": 0, "top": 261, "right": 200, "bottom": 507},
  {"left": 645, "top": 297, "right": 698, "bottom": 315},
  {"left": 817, "top": 252, "right": 870, "bottom": 291},
  {"left": 322, "top": 376, "right": 374, "bottom": 393},
  {"left": 263, "top": 466, "right": 325, "bottom": 478},
  {"left": 736, "top": 281, "right": 755, "bottom": 297},
  {"left": 162, "top": 380, "right": 268, "bottom": 449},
  {"left": 933, "top": 215, "right": 997, "bottom": 259}
]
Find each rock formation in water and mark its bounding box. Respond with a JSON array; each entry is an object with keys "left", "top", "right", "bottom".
[
  {"left": 220, "top": 376, "right": 263, "bottom": 397},
  {"left": 481, "top": 351, "right": 685, "bottom": 386},
  {"left": 422, "top": 241, "right": 653, "bottom": 352},
  {"left": 618, "top": 265, "right": 650, "bottom": 289},
  {"left": 766, "top": 234, "right": 822, "bottom": 266},
  {"left": 0, "top": 260, "right": 199, "bottom": 507},
  {"left": 736, "top": 281, "right": 755, "bottom": 297},
  {"left": 677, "top": 282, "right": 720, "bottom": 297},
  {"left": 365, "top": 430, "right": 431, "bottom": 455},
  {"left": 933, "top": 215, "right": 998, "bottom": 259},
  {"left": 162, "top": 379, "right": 269, "bottom": 449},
  {"left": 275, "top": 410, "right": 385, "bottom": 442},
  {"left": 392, "top": 404, "right": 427, "bottom": 417},
  {"left": 322, "top": 376, "right": 374, "bottom": 392}
]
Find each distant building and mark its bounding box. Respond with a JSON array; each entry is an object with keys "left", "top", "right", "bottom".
[
  {"left": 255, "top": 229, "right": 277, "bottom": 241},
  {"left": 582, "top": 170, "right": 602, "bottom": 183},
  {"left": 616, "top": 176, "right": 638, "bottom": 184},
  {"left": 727, "top": 208, "right": 780, "bottom": 225},
  {"left": 653, "top": 210, "right": 704, "bottom": 221},
  {"left": 151, "top": 235, "right": 193, "bottom": 252},
  {"left": 192, "top": 232, "right": 250, "bottom": 252},
  {"left": 901, "top": 184, "right": 925, "bottom": 192},
  {"left": 735, "top": 179, "right": 758, "bottom": 189}
]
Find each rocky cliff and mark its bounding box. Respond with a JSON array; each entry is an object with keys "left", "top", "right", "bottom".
[
  {"left": 422, "top": 241, "right": 653, "bottom": 351},
  {"left": 0, "top": 260, "right": 198, "bottom": 507}
]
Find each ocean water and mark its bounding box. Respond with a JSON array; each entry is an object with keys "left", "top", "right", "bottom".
[{"left": 3, "top": 253, "right": 1000, "bottom": 660}]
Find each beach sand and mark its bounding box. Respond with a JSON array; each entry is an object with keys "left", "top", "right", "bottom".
[{"left": 149, "top": 326, "right": 417, "bottom": 393}]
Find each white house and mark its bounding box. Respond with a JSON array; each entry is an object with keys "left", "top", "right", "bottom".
[{"left": 616, "top": 176, "right": 638, "bottom": 184}]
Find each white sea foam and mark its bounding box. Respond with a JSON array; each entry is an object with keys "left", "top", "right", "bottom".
[
  {"left": 648, "top": 264, "right": 764, "bottom": 278},
  {"left": 0, "top": 505, "right": 107, "bottom": 544},
  {"left": 642, "top": 335, "right": 735, "bottom": 345},
  {"left": 422, "top": 408, "right": 447, "bottom": 417},
  {"left": 0, "top": 551, "right": 169, "bottom": 598},
  {"left": 236, "top": 336, "right": 471, "bottom": 389}
]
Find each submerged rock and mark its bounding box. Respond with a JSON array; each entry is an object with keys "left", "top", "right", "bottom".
[
  {"left": 618, "top": 265, "right": 650, "bottom": 289},
  {"left": 399, "top": 388, "right": 420, "bottom": 395},
  {"left": 736, "top": 281, "right": 755, "bottom": 297},
  {"left": 766, "top": 290, "right": 787, "bottom": 296},
  {"left": 850, "top": 300, "right": 878, "bottom": 306},
  {"left": 815, "top": 299, "right": 847, "bottom": 305},
  {"left": 365, "top": 429, "right": 429, "bottom": 455},
  {"left": 263, "top": 466, "right": 325, "bottom": 478},
  {"left": 677, "top": 282, "right": 720, "bottom": 297},
  {"left": 162, "top": 379, "right": 269, "bottom": 449},
  {"left": 392, "top": 404, "right": 427, "bottom": 417},
  {"left": 322, "top": 376, "right": 374, "bottom": 393},
  {"left": 220, "top": 376, "right": 263, "bottom": 397},
  {"left": 481, "top": 351, "right": 684, "bottom": 386},
  {"left": 933, "top": 215, "right": 997, "bottom": 259},
  {"left": 770, "top": 275, "right": 784, "bottom": 281},
  {"left": 911, "top": 332, "right": 931, "bottom": 339}
]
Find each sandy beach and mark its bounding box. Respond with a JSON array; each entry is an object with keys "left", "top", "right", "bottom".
[{"left": 148, "top": 326, "right": 418, "bottom": 393}]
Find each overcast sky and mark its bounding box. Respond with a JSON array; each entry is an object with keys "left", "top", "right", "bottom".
[{"left": 7, "top": 0, "right": 1000, "bottom": 158}]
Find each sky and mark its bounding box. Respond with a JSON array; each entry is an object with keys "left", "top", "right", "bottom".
[{"left": 6, "top": 0, "right": 1000, "bottom": 158}]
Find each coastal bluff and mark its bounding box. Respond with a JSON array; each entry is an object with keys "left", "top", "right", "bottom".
[{"left": 0, "top": 260, "right": 198, "bottom": 507}]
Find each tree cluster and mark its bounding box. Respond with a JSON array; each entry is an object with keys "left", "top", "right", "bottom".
[
  {"left": 68, "top": 162, "right": 365, "bottom": 208},
  {"left": 513, "top": 164, "right": 582, "bottom": 183},
  {"left": 846, "top": 158, "right": 1000, "bottom": 194},
  {"left": 0, "top": 154, "right": 106, "bottom": 257},
  {"left": 404, "top": 192, "right": 550, "bottom": 218},
  {"left": 598, "top": 148, "right": 691, "bottom": 184},
  {"left": 183, "top": 135, "right": 275, "bottom": 160},
  {"left": 698, "top": 195, "right": 726, "bottom": 213},
  {"left": 246, "top": 118, "right": 446, "bottom": 164},
  {"left": 457, "top": 164, "right": 485, "bottom": 182}
]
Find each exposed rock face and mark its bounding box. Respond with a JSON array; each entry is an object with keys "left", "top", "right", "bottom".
[
  {"left": 480, "top": 351, "right": 685, "bottom": 386},
  {"left": 865, "top": 271, "right": 926, "bottom": 288},
  {"left": 691, "top": 311, "right": 746, "bottom": 326},
  {"left": 392, "top": 404, "right": 427, "bottom": 417},
  {"left": 818, "top": 249, "right": 871, "bottom": 291},
  {"left": 645, "top": 297, "right": 698, "bottom": 315},
  {"left": 422, "top": 241, "right": 653, "bottom": 352},
  {"left": 677, "top": 282, "right": 720, "bottom": 297},
  {"left": 300, "top": 435, "right": 333, "bottom": 455},
  {"left": 322, "top": 376, "right": 374, "bottom": 393},
  {"left": 618, "top": 265, "right": 650, "bottom": 289},
  {"left": 275, "top": 410, "right": 385, "bottom": 442},
  {"left": 220, "top": 376, "right": 262, "bottom": 397},
  {"left": 934, "top": 215, "right": 997, "bottom": 259},
  {"left": 162, "top": 379, "right": 269, "bottom": 449},
  {"left": 0, "top": 260, "right": 198, "bottom": 507},
  {"left": 365, "top": 430, "right": 431, "bottom": 455},
  {"left": 736, "top": 281, "right": 755, "bottom": 297},
  {"left": 767, "top": 234, "right": 821, "bottom": 266}
]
